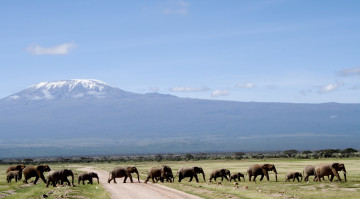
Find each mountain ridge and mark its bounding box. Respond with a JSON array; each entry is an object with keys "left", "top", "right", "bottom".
[{"left": 0, "top": 79, "right": 359, "bottom": 158}]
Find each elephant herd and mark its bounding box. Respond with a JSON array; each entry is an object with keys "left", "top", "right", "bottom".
[
  {"left": 5, "top": 164, "right": 99, "bottom": 187},
  {"left": 5, "top": 162, "right": 347, "bottom": 187}
]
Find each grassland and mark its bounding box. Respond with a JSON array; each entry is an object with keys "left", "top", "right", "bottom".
[
  {"left": 1, "top": 158, "right": 359, "bottom": 198},
  {"left": 0, "top": 164, "right": 110, "bottom": 199}
]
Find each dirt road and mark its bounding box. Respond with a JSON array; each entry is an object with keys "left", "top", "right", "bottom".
[{"left": 79, "top": 167, "right": 203, "bottom": 199}]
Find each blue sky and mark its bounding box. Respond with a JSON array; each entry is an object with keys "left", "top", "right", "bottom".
[{"left": 1, "top": 0, "right": 359, "bottom": 103}]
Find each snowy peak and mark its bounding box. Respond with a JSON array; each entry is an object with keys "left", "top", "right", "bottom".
[
  {"left": 4, "top": 79, "right": 135, "bottom": 101},
  {"left": 30, "top": 79, "right": 113, "bottom": 92}
]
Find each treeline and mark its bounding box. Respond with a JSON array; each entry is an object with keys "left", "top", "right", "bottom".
[{"left": 0, "top": 148, "right": 358, "bottom": 164}]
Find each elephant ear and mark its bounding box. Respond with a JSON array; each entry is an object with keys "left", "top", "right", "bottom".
[{"left": 331, "top": 163, "right": 339, "bottom": 170}]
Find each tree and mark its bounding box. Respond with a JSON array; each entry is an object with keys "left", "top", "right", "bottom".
[
  {"left": 342, "top": 148, "right": 358, "bottom": 154},
  {"left": 284, "top": 150, "right": 298, "bottom": 157},
  {"left": 235, "top": 152, "right": 245, "bottom": 159},
  {"left": 302, "top": 150, "right": 312, "bottom": 155}
]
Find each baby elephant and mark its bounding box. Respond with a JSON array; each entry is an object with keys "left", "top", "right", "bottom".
[
  {"left": 78, "top": 172, "right": 99, "bottom": 185},
  {"left": 7, "top": 170, "right": 22, "bottom": 183},
  {"left": 285, "top": 172, "right": 302, "bottom": 182},
  {"left": 230, "top": 172, "right": 245, "bottom": 182}
]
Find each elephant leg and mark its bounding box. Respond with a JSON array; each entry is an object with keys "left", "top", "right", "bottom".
[
  {"left": 293, "top": 176, "right": 295, "bottom": 182},
  {"left": 195, "top": 175, "right": 199, "bottom": 183},
  {"left": 189, "top": 176, "right": 193, "bottom": 182},
  {"left": 265, "top": 172, "right": 269, "bottom": 181},
  {"left": 123, "top": 176, "right": 128, "bottom": 183},
  {"left": 145, "top": 176, "right": 150, "bottom": 183},
  {"left": 297, "top": 177, "right": 300, "bottom": 182},
  {"left": 330, "top": 174, "right": 335, "bottom": 182},
  {"left": 128, "top": 174, "right": 134, "bottom": 183},
  {"left": 259, "top": 174, "right": 264, "bottom": 181},
  {"left": 253, "top": 175, "right": 258, "bottom": 182},
  {"left": 178, "top": 175, "right": 182, "bottom": 182},
  {"left": 248, "top": 174, "right": 252, "bottom": 181},
  {"left": 34, "top": 176, "right": 39, "bottom": 184},
  {"left": 224, "top": 175, "right": 229, "bottom": 181},
  {"left": 152, "top": 177, "right": 156, "bottom": 183},
  {"left": 82, "top": 180, "right": 85, "bottom": 185},
  {"left": 46, "top": 180, "right": 50, "bottom": 187},
  {"left": 114, "top": 178, "right": 117, "bottom": 183},
  {"left": 90, "top": 179, "right": 93, "bottom": 184}
]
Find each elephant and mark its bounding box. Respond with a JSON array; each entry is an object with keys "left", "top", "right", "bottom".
[
  {"left": 145, "top": 165, "right": 173, "bottom": 183},
  {"left": 314, "top": 163, "right": 347, "bottom": 182},
  {"left": 303, "top": 165, "right": 327, "bottom": 181},
  {"left": 209, "top": 169, "right": 230, "bottom": 182},
  {"left": 23, "top": 165, "right": 51, "bottom": 184},
  {"left": 6, "top": 170, "right": 22, "bottom": 183},
  {"left": 247, "top": 164, "right": 278, "bottom": 182},
  {"left": 175, "top": 167, "right": 206, "bottom": 183},
  {"left": 155, "top": 173, "right": 174, "bottom": 183},
  {"left": 78, "top": 172, "right": 99, "bottom": 185},
  {"left": 285, "top": 172, "right": 302, "bottom": 182},
  {"left": 230, "top": 172, "right": 245, "bottom": 182},
  {"left": 46, "top": 169, "right": 74, "bottom": 187},
  {"left": 108, "top": 166, "right": 140, "bottom": 183},
  {"left": 6, "top": 165, "right": 26, "bottom": 173}
]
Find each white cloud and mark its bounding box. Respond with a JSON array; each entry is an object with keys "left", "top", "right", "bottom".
[
  {"left": 42, "top": 90, "right": 54, "bottom": 100},
  {"left": 163, "top": 0, "right": 189, "bottom": 15},
  {"left": 319, "top": 82, "right": 344, "bottom": 93},
  {"left": 10, "top": 95, "right": 20, "bottom": 100},
  {"left": 211, "top": 89, "right": 230, "bottom": 97},
  {"left": 26, "top": 42, "right": 77, "bottom": 55},
  {"left": 338, "top": 66, "right": 360, "bottom": 76},
  {"left": 170, "top": 86, "right": 209, "bottom": 92},
  {"left": 236, "top": 83, "right": 256, "bottom": 88},
  {"left": 87, "top": 91, "right": 105, "bottom": 98}
]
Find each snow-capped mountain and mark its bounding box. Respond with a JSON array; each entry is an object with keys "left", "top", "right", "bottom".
[
  {"left": 5, "top": 79, "right": 136, "bottom": 101},
  {"left": 0, "top": 79, "right": 359, "bottom": 158}
]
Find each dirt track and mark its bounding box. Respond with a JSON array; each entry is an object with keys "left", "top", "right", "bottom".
[{"left": 79, "top": 167, "right": 202, "bottom": 199}]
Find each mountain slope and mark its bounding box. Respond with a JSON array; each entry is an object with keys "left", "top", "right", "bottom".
[{"left": 0, "top": 79, "right": 359, "bottom": 158}]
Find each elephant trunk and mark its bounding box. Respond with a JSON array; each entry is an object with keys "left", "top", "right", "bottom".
[
  {"left": 273, "top": 168, "right": 278, "bottom": 182},
  {"left": 96, "top": 176, "right": 99, "bottom": 184},
  {"left": 135, "top": 171, "right": 140, "bottom": 183},
  {"left": 71, "top": 173, "right": 74, "bottom": 186},
  {"left": 343, "top": 167, "right": 347, "bottom": 182},
  {"left": 202, "top": 171, "right": 206, "bottom": 181}
]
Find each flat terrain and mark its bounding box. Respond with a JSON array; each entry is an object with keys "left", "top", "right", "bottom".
[{"left": 1, "top": 158, "right": 360, "bottom": 199}]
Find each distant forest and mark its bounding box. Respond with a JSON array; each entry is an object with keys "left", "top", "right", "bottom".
[{"left": 0, "top": 148, "right": 358, "bottom": 164}]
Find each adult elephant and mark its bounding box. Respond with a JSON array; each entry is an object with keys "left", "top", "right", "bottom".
[
  {"left": 175, "top": 167, "right": 205, "bottom": 183},
  {"left": 303, "top": 165, "right": 316, "bottom": 181},
  {"left": 314, "top": 163, "right": 347, "bottom": 182},
  {"left": 108, "top": 166, "right": 140, "bottom": 183},
  {"left": 303, "top": 165, "right": 327, "bottom": 181},
  {"left": 247, "top": 164, "right": 278, "bottom": 182},
  {"left": 23, "top": 165, "right": 51, "bottom": 184},
  {"left": 6, "top": 165, "right": 26, "bottom": 173},
  {"left": 209, "top": 169, "right": 229, "bottom": 182},
  {"left": 145, "top": 165, "right": 173, "bottom": 183},
  {"left": 46, "top": 169, "right": 74, "bottom": 187},
  {"left": 78, "top": 172, "right": 99, "bottom": 185}
]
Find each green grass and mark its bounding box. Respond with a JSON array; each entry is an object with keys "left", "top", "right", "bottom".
[
  {"left": 96, "top": 158, "right": 360, "bottom": 199},
  {"left": 0, "top": 164, "right": 109, "bottom": 199},
  {"left": 1, "top": 158, "right": 360, "bottom": 198}
]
